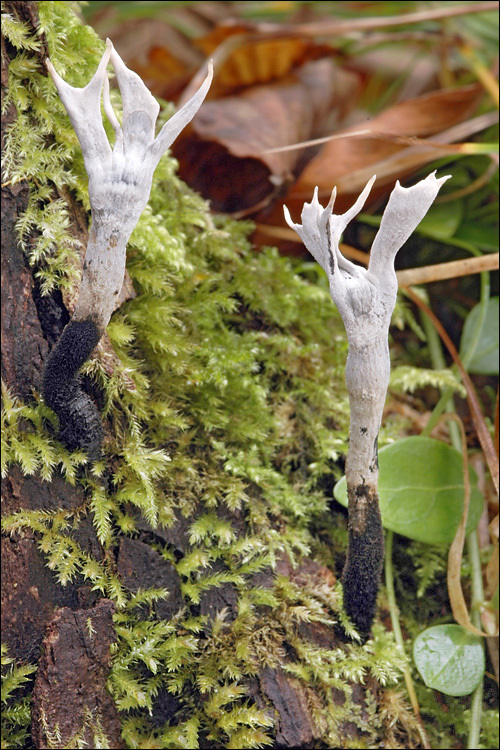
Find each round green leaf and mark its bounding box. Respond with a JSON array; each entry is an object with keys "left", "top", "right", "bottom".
[
  {"left": 460, "top": 296, "right": 499, "bottom": 375},
  {"left": 413, "top": 624, "right": 485, "bottom": 697},
  {"left": 333, "top": 436, "right": 483, "bottom": 544}
]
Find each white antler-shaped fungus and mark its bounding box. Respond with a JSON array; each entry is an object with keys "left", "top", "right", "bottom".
[
  {"left": 284, "top": 172, "right": 450, "bottom": 636},
  {"left": 43, "top": 41, "right": 212, "bottom": 458}
]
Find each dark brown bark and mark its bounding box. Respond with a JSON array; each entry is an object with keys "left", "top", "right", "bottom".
[
  {"left": 259, "top": 667, "right": 319, "bottom": 748},
  {"left": 1, "top": 5, "right": 122, "bottom": 748},
  {"left": 117, "top": 537, "right": 184, "bottom": 619},
  {"left": 1, "top": 466, "right": 104, "bottom": 662},
  {"left": 1, "top": 4, "right": 51, "bottom": 398},
  {"left": 1, "top": 170, "right": 49, "bottom": 397},
  {"left": 31, "top": 600, "right": 124, "bottom": 749}
]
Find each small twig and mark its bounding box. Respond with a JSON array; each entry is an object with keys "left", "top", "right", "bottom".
[
  {"left": 263, "top": 112, "right": 499, "bottom": 158},
  {"left": 258, "top": 225, "right": 498, "bottom": 288},
  {"left": 396, "top": 253, "right": 499, "bottom": 286},
  {"left": 256, "top": 2, "right": 499, "bottom": 36}
]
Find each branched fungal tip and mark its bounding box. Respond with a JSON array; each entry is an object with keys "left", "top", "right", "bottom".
[
  {"left": 42, "top": 42, "right": 212, "bottom": 459},
  {"left": 285, "top": 172, "right": 450, "bottom": 635}
]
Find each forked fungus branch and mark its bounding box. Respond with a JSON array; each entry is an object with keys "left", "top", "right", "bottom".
[
  {"left": 284, "top": 172, "right": 450, "bottom": 636},
  {"left": 42, "top": 40, "right": 212, "bottom": 457}
]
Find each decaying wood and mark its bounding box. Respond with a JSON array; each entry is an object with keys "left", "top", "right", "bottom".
[{"left": 31, "top": 600, "right": 124, "bottom": 749}]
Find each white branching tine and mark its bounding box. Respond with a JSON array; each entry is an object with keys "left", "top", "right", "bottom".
[
  {"left": 46, "top": 44, "right": 113, "bottom": 167},
  {"left": 284, "top": 171, "right": 450, "bottom": 636},
  {"left": 46, "top": 39, "right": 213, "bottom": 335},
  {"left": 368, "top": 173, "right": 449, "bottom": 277},
  {"left": 43, "top": 40, "right": 212, "bottom": 458},
  {"left": 102, "top": 76, "right": 122, "bottom": 143}
]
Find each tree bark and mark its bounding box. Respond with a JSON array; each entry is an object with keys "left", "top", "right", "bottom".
[{"left": 1, "top": 4, "right": 123, "bottom": 747}]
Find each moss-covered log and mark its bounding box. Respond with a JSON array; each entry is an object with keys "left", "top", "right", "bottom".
[{"left": 1, "top": 3, "right": 420, "bottom": 748}]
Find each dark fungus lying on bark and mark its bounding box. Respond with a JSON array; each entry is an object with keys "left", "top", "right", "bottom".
[
  {"left": 42, "top": 39, "right": 212, "bottom": 458},
  {"left": 285, "top": 171, "right": 449, "bottom": 636}
]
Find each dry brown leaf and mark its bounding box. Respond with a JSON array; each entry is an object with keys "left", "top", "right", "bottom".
[
  {"left": 486, "top": 514, "right": 499, "bottom": 601},
  {"left": 87, "top": 4, "right": 493, "bottom": 249},
  {"left": 107, "top": 17, "right": 342, "bottom": 102},
  {"left": 194, "top": 22, "right": 338, "bottom": 97},
  {"left": 279, "top": 83, "right": 483, "bottom": 213},
  {"left": 172, "top": 58, "right": 359, "bottom": 213}
]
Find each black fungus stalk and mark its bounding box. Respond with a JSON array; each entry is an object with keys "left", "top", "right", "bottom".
[
  {"left": 284, "top": 172, "right": 449, "bottom": 637},
  {"left": 42, "top": 40, "right": 212, "bottom": 458},
  {"left": 43, "top": 320, "right": 103, "bottom": 459}
]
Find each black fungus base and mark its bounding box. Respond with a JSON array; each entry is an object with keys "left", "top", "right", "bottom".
[
  {"left": 42, "top": 319, "right": 103, "bottom": 460},
  {"left": 342, "top": 496, "right": 384, "bottom": 638}
]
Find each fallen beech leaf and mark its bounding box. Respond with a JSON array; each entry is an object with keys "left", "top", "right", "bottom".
[
  {"left": 280, "top": 83, "right": 483, "bottom": 214},
  {"left": 365, "top": 83, "right": 482, "bottom": 136},
  {"left": 194, "top": 23, "right": 338, "bottom": 97},
  {"left": 172, "top": 58, "right": 358, "bottom": 213}
]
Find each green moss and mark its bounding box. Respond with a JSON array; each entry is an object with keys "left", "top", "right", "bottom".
[
  {"left": 1, "top": 645, "right": 36, "bottom": 750},
  {"left": 2, "top": 3, "right": 494, "bottom": 749}
]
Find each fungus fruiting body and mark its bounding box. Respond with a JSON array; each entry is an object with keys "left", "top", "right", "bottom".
[
  {"left": 284, "top": 172, "right": 450, "bottom": 636},
  {"left": 43, "top": 41, "right": 212, "bottom": 458}
]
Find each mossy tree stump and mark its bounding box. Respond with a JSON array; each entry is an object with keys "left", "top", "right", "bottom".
[{"left": 2, "top": 3, "right": 417, "bottom": 748}]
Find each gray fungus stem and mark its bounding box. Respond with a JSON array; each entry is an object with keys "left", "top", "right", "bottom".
[
  {"left": 284, "top": 171, "right": 450, "bottom": 636},
  {"left": 42, "top": 40, "right": 212, "bottom": 458}
]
